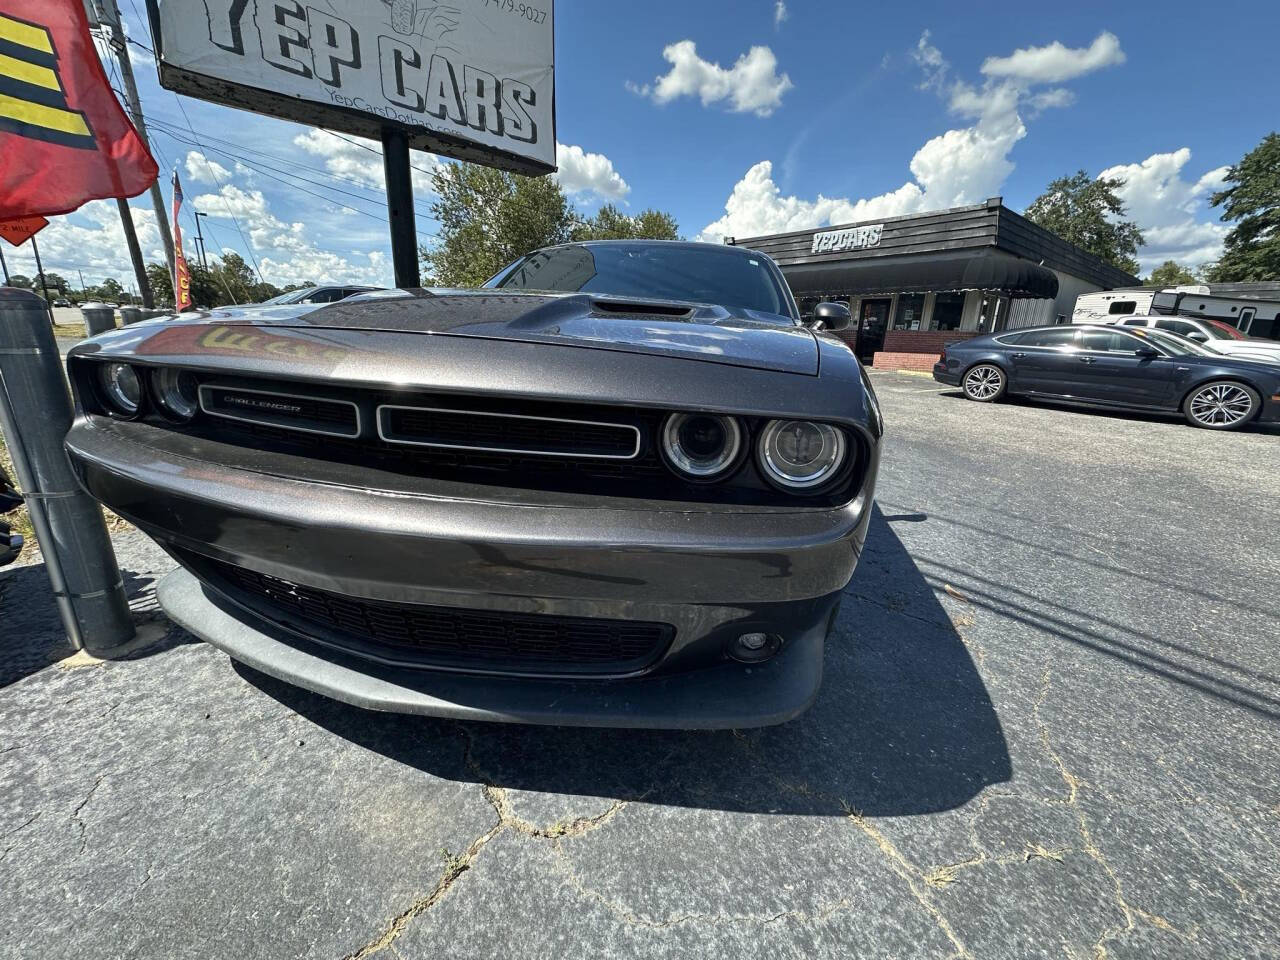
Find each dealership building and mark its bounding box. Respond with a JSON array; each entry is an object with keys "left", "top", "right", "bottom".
[{"left": 733, "top": 198, "right": 1138, "bottom": 368}]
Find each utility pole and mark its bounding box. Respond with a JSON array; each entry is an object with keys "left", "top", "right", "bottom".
[
  {"left": 93, "top": 0, "right": 177, "bottom": 280},
  {"left": 77, "top": 269, "right": 86, "bottom": 298},
  {"left": 194, "top": 211, "right": 210, "bottom": 269},
  {"left": 115, "top": 197, "right": 154, "bottom": 308}
]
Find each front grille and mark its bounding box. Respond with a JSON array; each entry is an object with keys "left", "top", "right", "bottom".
[
  {"left": 379, "top": 405, "right": 640, "bottom": 459},
  {"left": 200, "top": 385, "right": 360, "bottom": 437},
  {"left": 186, "top": 551, "right": 673, "bottom": 677}
]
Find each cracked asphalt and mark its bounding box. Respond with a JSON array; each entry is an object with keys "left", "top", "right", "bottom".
[{"left": 2, "top": 371, "right": 1279, "bottom": 959}]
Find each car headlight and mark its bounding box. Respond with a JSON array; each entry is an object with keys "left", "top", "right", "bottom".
[
  {"left": 98, "top": 362, "right": 143, "bottom": 417},
  {"left": 151, "top": 368, "right": 199, "bottom": 422},
  {"left": 661, "top": 412, "right": 743, "bottom": 480},
  {"left": 757, "top": 419, "right": 847, "bottom": 491}
]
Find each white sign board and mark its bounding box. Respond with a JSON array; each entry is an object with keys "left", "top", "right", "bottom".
[
  {"left": 811, "top": 224, "right": 883, "bottom": 255},
  {"left": 150, "top": 0, "right": 556, "bottom": 174}
]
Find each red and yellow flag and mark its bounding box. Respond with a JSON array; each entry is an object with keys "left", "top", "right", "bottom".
[
  {"left": 171, "top": 169, "right": 193, "bottom": 310},
  {"left": 0, "top": 0, "right": 157, "bottom": 218}
]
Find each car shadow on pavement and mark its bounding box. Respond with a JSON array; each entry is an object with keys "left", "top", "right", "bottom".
[
  {"left": 238, "top": 507, "right": 1010, "bottom": 819},
  {"left": 939, "top": 389, "right": 1280, "bottom": 434}
]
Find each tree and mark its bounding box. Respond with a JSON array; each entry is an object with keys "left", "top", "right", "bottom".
[
  {"left": 421, "top": 163, "right": 575, "bottom": 287},
  {"left": 571, "top": 204, "right": 680, "bottom": 242},
  {"left": 1145, "top": 261, "right": 1199, "bottom": 287},
  {"left": 7, "top": 274, "right": 32, "bottom": 289},
  {"left": 1205, "top": 132, "right": 1280, "bottom": 283},
  {"left": 96, "top": 278, "right": 125, "bottom": 302},
  {"left": 146, "top": 262, "right": 174, "bottom": 305},
  {"left": 37, "top": 272, "right": 68, "bottom": 294},
  {"left": 1025, "top": 171, "right": 1145, "bottom": 276}
]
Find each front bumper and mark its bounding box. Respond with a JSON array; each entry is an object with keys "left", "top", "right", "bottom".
[{"left": 67, "top": 416, "right": 869, "bottom": 727}]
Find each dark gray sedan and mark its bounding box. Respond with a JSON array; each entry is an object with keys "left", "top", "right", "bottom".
[
  {"left": 934, "top": 324, "right": 1280, "bottom": 430},
  {"left": 63, "top": 241, "right": 882, "bottom": 728}
]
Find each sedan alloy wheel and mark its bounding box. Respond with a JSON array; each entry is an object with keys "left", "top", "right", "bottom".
[
  {"left": 963, "top": 364, "right": 1006, "bottom": 402},
  {"left": 1184, "top": 381, "right": 1259, "bottom": 430}
]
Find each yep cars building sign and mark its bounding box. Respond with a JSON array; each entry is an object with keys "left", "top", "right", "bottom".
[
  {"left": 147, "top": 0, "right": 556, "bottom": 174},
  {"left": 811, "top": 224, "right": 883, "bottom": 255}
]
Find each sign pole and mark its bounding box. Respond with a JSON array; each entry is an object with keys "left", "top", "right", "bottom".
[
  {"left": 381, "top": 128, "right": 420, "bottom": 289},
  {"left": 30, "top": 236, "right": 55, "bottom": 324},
  {"left": 0, "top": 245, "right": 8, "bottom": 284}
]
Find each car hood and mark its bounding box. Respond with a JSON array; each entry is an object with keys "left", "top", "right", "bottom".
[{"left": 164, "top": 289, "right": 820, "bottom": 376}]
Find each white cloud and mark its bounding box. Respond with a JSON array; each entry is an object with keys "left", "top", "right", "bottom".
[
  {"left": 634, "top": 40, "right": 793, "bottom": 117},
  {"left": 184, "top": 151, "right": 231, "bottom": 185},
  {"left": 774, "top": 1, "right": 788, "bottom": 29},
  {"left": 1099, "top": 149, "right": 1229, "bottom": 271},
  {"left": 980, "top": 31, "right": 1125, "bottom": 85},
  {"left": 701, "top": 29, "right": 1123, "bottom": 242},
  {"left": 912, "top": 30, "right": 948, "bottom": 92},
  {"left": 292, "top": 129, "right": 440, "bottom": 194},
  {"left": 3, "top": 200, "right": 165, "bottom": 287},
  {"left": 553, "top": 143, "right": 630, "bottom": 199}
]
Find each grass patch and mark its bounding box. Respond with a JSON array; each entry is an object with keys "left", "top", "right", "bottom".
[{"left": 52, "top": 321, "right": 90, "bottom": 340}]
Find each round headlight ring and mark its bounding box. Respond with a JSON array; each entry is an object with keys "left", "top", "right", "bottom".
[
  {"left": 757, "top": 419, "right": 848, "bottom": 491},
  {"left": 97, "top": 362, "right": 143, "bottom": 417},
  {"left": 151, "top": 368, "right": 200, "bottom": 422},
  {"left": 661, "top": 413, "right": 743, "bottom": 481}
]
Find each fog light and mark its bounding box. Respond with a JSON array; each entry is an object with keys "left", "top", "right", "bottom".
[{"left": 729, "top": 632, "right": 782, "bottom": 663}]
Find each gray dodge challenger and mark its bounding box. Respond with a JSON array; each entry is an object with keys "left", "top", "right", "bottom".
[{"left": 64, "top": 241, "right": 882, "bottom": 728}]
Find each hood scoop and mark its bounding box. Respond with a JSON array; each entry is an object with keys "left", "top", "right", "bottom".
[{"left": 591, "top": 299, "right": 695, "bottom": 319}]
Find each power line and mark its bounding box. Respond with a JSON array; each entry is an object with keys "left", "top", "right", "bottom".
[{"left": 169, "top": 93, "right": 266, "bottom": 281}]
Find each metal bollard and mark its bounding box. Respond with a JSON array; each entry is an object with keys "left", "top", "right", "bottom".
[
  {"left": 119, "top": 306, "right": 142, "bottom": 326},
  {"left": 0, "top": 288, "right": 135, "bottom": 652},
  {"left": 80, "top": 304, "right": 116, "bottom": 338}
]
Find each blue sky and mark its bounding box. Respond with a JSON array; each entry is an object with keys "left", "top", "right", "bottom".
[{"left": 9, "top": 0, "right": 1279, "bottom": 291}]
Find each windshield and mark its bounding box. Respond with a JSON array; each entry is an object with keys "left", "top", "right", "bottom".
[
  {"left": 485, "top": 244, "right": 795, "bottom": 320},
  {"left": 1132, "top": 327, "right": 1214, "bottom": 356}
]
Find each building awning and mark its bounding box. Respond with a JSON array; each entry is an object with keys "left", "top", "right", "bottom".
[{"left": 780, "top": 248, "right": 1060, "bottom": 300}]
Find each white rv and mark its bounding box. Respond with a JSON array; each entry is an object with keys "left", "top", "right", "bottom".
[{"left": 1072, "top": 286, "right": 1212, "bottom": 324}]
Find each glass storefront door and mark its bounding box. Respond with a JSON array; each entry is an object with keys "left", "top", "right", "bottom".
[{"left": 856, "top": 298, "right": 892, "bottom": 361}]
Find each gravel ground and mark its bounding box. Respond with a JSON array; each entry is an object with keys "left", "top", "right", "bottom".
[{"left": 2, "top": 372, "right": 1278, "bottom": 959}]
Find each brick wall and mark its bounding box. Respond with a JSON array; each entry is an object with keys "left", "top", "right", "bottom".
[
  {"left": 882, "top": 330, "right": 979, "bottom": 353},
  {"left": 872, "top": 352, "right": 940, "bottom": 372}
]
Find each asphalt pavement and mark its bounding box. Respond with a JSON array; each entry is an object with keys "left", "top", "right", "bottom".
[{"left": 2, "top": 372, "right": 1278, "bottom": 959}]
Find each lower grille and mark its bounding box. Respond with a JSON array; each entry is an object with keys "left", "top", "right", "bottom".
[{"left": 185, "top": 551, "right": 673, "bottom": 677}]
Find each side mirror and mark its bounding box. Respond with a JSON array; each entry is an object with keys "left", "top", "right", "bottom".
[
  {"left": 1135, "top": 346, "right": 1160, "bottom": 359},
  {"left": 1186, "top": 331, "right": 1209, "bottom": 343},
  {"left": 810, "top": 302, "right": 851, "bottom": 331}
]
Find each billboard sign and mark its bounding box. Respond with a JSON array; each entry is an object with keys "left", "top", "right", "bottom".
[{"left": 146, "top": 0, "right": 556, "bottom": 175}]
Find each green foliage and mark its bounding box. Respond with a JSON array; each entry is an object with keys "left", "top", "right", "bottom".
[
  {"left": 1025, "top": 171, "right": 1145, "bottom": 276},
  {"left": 97, "top": 278, "right": 125, "bottom": 301},
  {"left": 570, "top": 204, "right": 680, "bottom": 242},
  {"left": 421, "top": 163, "right": 574, "bottom": 287},
  {"left": 147, "top": 253, "right": 283, "bottom": 307},
  {"left": 6, "top": 274, "right": 32, "bottom": 289},
  {"left": 145, "top": 262, "right": 173, "bottom": 304},
  {"left": 1145, "top": 261, "right": 1199, "bottom": 287},
  {"left": 420, "top": 163, "right": 682, "bottom": 288},
  {"left": 1205, "top": 132, "right": 1280, "bottom": 283}
]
